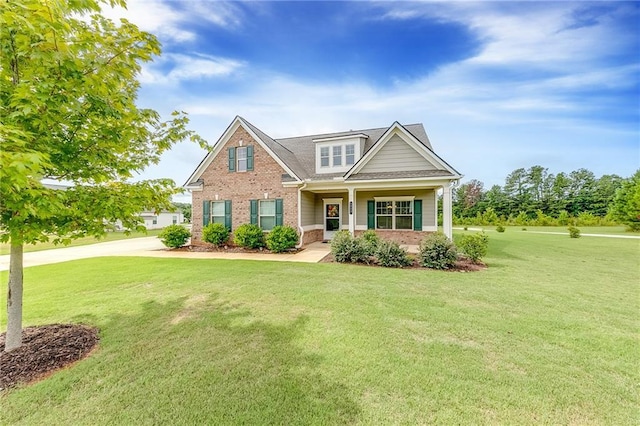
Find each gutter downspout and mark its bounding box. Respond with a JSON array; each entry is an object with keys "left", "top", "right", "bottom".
[{"left": 296, "top": 182, "right": 308, "bottom": 249}]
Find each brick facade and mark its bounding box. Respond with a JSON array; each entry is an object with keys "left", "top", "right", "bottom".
[
  {"left": 301, "top": 229, "right": 324, "bottom": 245},
  {"left": 354, "top": 229, "right": 432, "bottom": 245},
  {"left": 191, "top": 127, "right": 298, "bottom": 244}
]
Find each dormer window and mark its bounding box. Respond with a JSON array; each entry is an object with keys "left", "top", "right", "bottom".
[
  {"left": 332, "top": 146, "right": 342, "bottom": 166},
  {"left": 314, "top": 133, "right": 367, "bottom": 174},
  {"left": 320, "top": 147, "right": 330, "bottom": 167},
  {"left": 346, "top": 144, "right": 355, "bottom": 165}
]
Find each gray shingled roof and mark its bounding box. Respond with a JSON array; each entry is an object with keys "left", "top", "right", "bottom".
[
  {"left": 184, "top": 117, "right": 457, "bottom": 186},
  {"left": 241, "top": 118, "right": 438, "bottom": 181}
]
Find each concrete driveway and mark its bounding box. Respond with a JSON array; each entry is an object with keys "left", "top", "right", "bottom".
[
  {"left": 0, "top": 238, "right": 331, "bottom": 271},
  {"left": 0, "top": 237, "right": 166, "bottom": 271}
]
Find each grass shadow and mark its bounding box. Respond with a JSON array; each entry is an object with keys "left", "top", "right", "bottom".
[{"left": 8, "top": 295, "right": 361, "bottom": 424}]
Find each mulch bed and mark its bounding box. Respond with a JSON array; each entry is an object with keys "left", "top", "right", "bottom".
[
  {"left": 172, "top": 244, "right": 302, "bottom": 254},
  {"left": 1, "top": 324, "right": 99, "bottom": 391}
]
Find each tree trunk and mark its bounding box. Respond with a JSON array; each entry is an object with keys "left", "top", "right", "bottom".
[{"left": 5, "top": 241, "right": 23, "bottom": 352}]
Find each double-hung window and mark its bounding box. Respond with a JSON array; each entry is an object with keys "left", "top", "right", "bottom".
[
  {"left": 320, "top": 147, "right": 330, "bottom": 167},
  {"left": 332, "top": 146, "right": 342, "bottom": 166},
  {"left": 236, "top": 147, "right": 248, "bottom": 172},
  {"left": 228, "top": 146, "right": 253, "bottom": 172},
  {"left": 203, "top": 200, "right": 232, "bottom": 230},
  {"left": 250, "top": 198, "right": 283, "bottom": 231},
  {"left": 259, "top": 200, "right": 276, "bottom": 231},
  {"left": 345, "top": 144, "right": 355, "bottom": 165},
  {"left": 375, "top": 200, "right": 413, "bottom": 230},
  {"left": 211, "top": 201, "right": 226, "bottom": 224}
]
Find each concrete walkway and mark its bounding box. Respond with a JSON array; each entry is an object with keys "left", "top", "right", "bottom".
[{"left": 0, "top": 238, "right": 332, "bottom": 271}]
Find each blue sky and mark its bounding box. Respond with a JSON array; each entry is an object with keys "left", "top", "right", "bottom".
[{"left": 104, "top": 1, "right": 639, "bottom": 199}]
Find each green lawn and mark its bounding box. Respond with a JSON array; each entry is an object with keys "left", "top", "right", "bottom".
[
  {"left": 456, "top": 225, "right": 640, "bottom": 236},
  {"left": 1, "top": 231, "right": 638, "bottom": 424},
  {"left": 0, "top": 229, "right": 164, "bottom": 255}
]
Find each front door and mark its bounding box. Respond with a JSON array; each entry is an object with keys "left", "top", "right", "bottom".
[{"left": 323, "top": 199, "right": 342, "bottom": 240}]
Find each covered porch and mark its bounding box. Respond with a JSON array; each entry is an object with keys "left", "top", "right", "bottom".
[{"left": 297, "top": 179, "right": 454, "bottom": 246}]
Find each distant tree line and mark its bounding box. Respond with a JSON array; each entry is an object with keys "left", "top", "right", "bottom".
[{"left": 452, "top": 166, "right": 640, "bottom": 229}]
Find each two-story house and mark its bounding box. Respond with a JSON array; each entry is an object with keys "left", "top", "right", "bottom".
[{"left": 185, "top": 116, "right": 461, "bottom": 246}]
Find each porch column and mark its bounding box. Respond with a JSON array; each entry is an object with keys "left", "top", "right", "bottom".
[
  {"left": 348, "top": 187, "right": 355, "bottom": 234},
  {"left": 442, "top": 183, "right": 453, "bottom": 239}
]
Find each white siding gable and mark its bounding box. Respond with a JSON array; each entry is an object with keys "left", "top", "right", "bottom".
[{"left": 357, "top": 134, "right": 437, "bottom": 174}]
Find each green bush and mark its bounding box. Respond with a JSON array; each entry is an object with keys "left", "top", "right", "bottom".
[
  {"left": 514, "top": 211, "right": 529, "bottom": 226},
  {"left": 418, "top": 232, "right": 457, "bottom": 270},
  {"left": 158, "top": 224, "right": 190, "bottom": 248},
  {"left": 330, "top": 231, "right": 372, "bottom": 264},
  {"left": 233, "top": 224, "right": 265, "bottom": 249},
  {"left": 202, "top": 223, "right": 229, "bottom": 246},
  {"left": 375, "top": 239, "right": 412, "bottom": 268},
  {"left": 568, "top": 226, "right": 581, "bottom": 238},
  {"left": 360, "top": 230, "right": 380, "bottom": 256},
  {"left": 496, "top": 224, "right": 505, "bottom": 233},
  {"left": 557, "top": 210, "right": 570, "bottom": 226},
  {"left": 458, "top": 232, "right": 489, "bottom": 263},
  {"left": 266, "top": 225, "right": 299, "bottom": 253}
]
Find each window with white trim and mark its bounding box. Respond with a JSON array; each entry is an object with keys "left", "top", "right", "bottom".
[
  {"left": 259, "top": 199, "right": 276, "bottom": 231},
  {"left": 237, "top": 146, "right": 248, "bottom": 172},
  {"left": 376, "top": 200, "right": 413, "bottom": 230},
  {"left": 332, "top": 145, "right": 342, "bottom": 166},
  {"left": 345, "top": 144, "right": 355, "bottom": 165},
  {"left": 211, "top": 201, "right": 226, "bottom": 224},
  {"left": 320, "top": 147, "right": 330, "bottom": 167}
]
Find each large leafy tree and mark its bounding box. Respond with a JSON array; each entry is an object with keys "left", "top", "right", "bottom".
[
  {"left": 0, "top": 0, "right": 205, "bottom": 351},
  {"left": 609, "top": 170, "right": 640, "bottom": 231}
]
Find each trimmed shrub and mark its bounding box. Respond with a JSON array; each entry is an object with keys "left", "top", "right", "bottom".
[
  {"left": 331, "top": 231, "right": 371, "bottom": 264},
  {"left": 458, "top": 232, "right": 489, "bottom": 263},
  {"left": 496, "top": 224, "right": 506, "bottom": 233},
  {"left": 418, "top": 232, "right": 457, "bottom": 270},
  {"left": 202, "top": 223, "right": 229, "bottom": 247},
  {"left": 360, "top": 230, "right": 380, "bottom": 257},
  {"left": 266, "top": 225, "right": 299, "bottom": 253},
  {"left": 568, "top": 226, "right": 581, "bottom": 238},
  {"left": 376, "top": 239, "right": 412, "bottom": 268},
  {"left": 158, "top": 224, "right": 190, "bottom": 248},
  {"left": 233, "top": 223, "right": 265, "bottom": 249}
]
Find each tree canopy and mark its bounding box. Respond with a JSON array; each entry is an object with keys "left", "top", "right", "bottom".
[
  {"left": 452, "top": 165, "right": 628, "bottom": 224},
  {"left": 609, "top": 170, "right": 640, "bottom": 231},
  {"left": 0, "top": 0, "right": 206, "bottom": 351}
]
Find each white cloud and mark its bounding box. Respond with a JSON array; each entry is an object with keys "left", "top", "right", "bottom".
[
  {"left": 133, "top": 1, "right": 639, "bottom": 189},
  {"left": 101, "top": 0, "right": 244, "bottom": 43},
  {"left": 140, "top": 53, "right": 245, "bottom": 85},
  {"left": 102, "top": 0, "right": 195, "bottom": 42}
]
